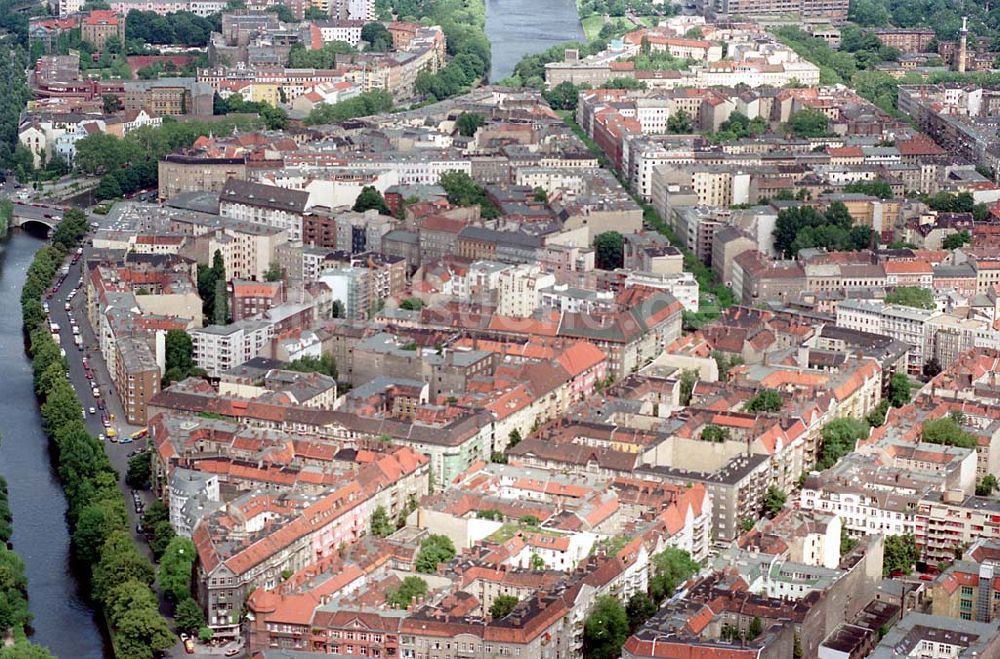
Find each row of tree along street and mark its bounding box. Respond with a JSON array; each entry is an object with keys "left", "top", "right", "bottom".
[{"left": 21, "top": 210, "right": 186, "bottom": 659}]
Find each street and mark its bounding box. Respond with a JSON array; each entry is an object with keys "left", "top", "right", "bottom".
[
  {"left": 46, "top": 228, "right": 243, "bottom": 659},
  {"left": 46, "top": 244, "right": 151, "bottom": 547}
]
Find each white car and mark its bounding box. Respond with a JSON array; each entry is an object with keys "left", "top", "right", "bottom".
[
  {"left": 98, "top": 433, "right": 105, "bottom": 441},
  {"left": 88, "top": 407, "right": 96, "bottom": 415}
]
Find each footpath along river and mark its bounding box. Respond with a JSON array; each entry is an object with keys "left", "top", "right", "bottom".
[
  {"left": 0, "top": 230, "right": 107, "bottom": 658},
  {"left": 485, "top": 0, "right": 586, "bottom": 81}
]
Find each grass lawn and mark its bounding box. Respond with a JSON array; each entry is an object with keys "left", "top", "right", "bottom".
[
  {"left": 638, "top": 16, "right": 660, "bottom": 26},
  {"left": 581, "top": 15, "right": 606, "bottom": 41}
]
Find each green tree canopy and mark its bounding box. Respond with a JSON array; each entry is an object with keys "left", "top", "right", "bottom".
[
  {"left": 942, "top": 230, "right": 971, "bottom": 250},
  {"left": 921, "top": 416, "right": 978, "bottom": 448},
  {"left": 788, "top": 107, "right": 830, "bottom": 137},
  {"left": 386, "top": 576, "right": 428, "bottom": 609},
  {"left": 888, "top": 372, "right": 912, "bottom": 407},
  {"left": 594, "top": 231, "right": 625, "bottom": 270},
  {"left": 415, "top": 534, "right": 456, "bottom": 573},
  {"left": 456, "top": 112, "right": 485, "bottom": 137},
  {"left": 818, "top": 417, "right": 869, "bottom": 469},
  {"left": 583, "top": 596, "right": 629, "bottom": 659},
  {"left": 361, "top": 22, "right": 393, "bottom": 50},
  {"left": 977, "top": 474, "right": 998, "bottom": 496},
  {"left": 489, "top": 594, "right": 519, "bottom": 619},
  {"left": 763, "top": 485, "right": 787, "bottom": 518},
  {"left": 743, "top": 389, "right": 783, "bottom": 413},
  {"left": 353, "top": 185, "right": 390, "bottom": 214},
  {"left": 885, "top": 287, "right": 934, "bottom": 310},
  {"left": 649, "top": 548, "right": 698, "bottom": 603},
  {"left": 883, "top": 534, "right": 919, "bottom": 575},
  {"left": 667, "top": 108, "right": 692, "bottom": 134},
  {"left": 773, "top": 202, "right": 870, "bottom": 257},
  {"left": 371, "top": 505, "right": 394, "bottom": 538},
  {"left": 439, "top": 170, "right": 499, "bottom": 219}
]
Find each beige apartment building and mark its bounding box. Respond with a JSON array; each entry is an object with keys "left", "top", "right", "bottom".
[{"left": 158, "top": 155, "right": 247, "bottom": 201}]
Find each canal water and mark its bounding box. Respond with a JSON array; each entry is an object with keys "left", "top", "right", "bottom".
[
  {"left": 485, "top": 0, "right": 586, "bottom": 82},
  {"left": 0, "top": 230, "right": 106, "bottom": 658}
]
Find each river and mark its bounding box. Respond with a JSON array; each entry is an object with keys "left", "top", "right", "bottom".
[
  {"left": 0, "top": 230, "right": 107, "bottom": 658},
  {"left": 485, "top": 0, "right": 585, "bottom": 82}
]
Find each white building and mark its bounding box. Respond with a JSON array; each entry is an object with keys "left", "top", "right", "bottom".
[
  {"left": 836, "top": 300, "right": 939, "bottom": 375},
  {"left": 496, "top": 264, "right": 556, "bottom": 318},
  {"left": 190, "top": 320, "right": 275, "bottom": 376}
]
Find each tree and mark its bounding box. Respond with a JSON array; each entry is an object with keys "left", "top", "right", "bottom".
[
  {"left": 763, "top": 486, "right": 786, "bottom": 518},
  {"left": 923, "top": 358, "right": 942, "bottom": 379},
  {"left": 700, "top": 424, "right": 730, "bottom": 443},
  {"left": 264, "top": 262, "right": 282, "bottom": 282},
  {"left": 415, "top": 534, "right": 456, "bottom": 573},
  {"left": 125, "top": 452, "right": 151, "bottom": 489},
  {"left": 285, "top": 353, "right": 337, "bottom": 378},
  {"left": 352, "top": 185, "right": 390, "bottom": 214},
  {"left": 977, "top": 474, "right": 998, "bottom": 496},
  {"left": 371, "top": 505, "right": 393, "bottom": 537},
  {"left": 748, "top": 616, "right": 763, "bottom": 640},
  {"left": 942, "top": 230, "right": 971, "bottom": 250},
  {"left": 743, "top": 389, "right": 783, "bottom": 413},
  {"left": 773, "top": 203, "right": 870, "bottom": 257},
  {"left": 361, "top": 22, "right": 393, "bottom": 51},
  {"left": 0, "top": 643, "right": 56, "bottom": 658},
  {"left": 0, "top": 548, "right": 30, "bottom": 637},
  {"left": 210, "top": 249, "right": 228, "bottom": 324},
  {"left": 885, "top": 286, "right": 934, "bottom": 310},
  {"left": 331, "top": 300, "right": 345, "bottom": 318},
  {"left": 174, "top": 597, "right": 204, "bottom": 633},
  {"left": 625, "top": 592, "right": 657, "bottom": 632},
  {"left": 843, "top": 179, "right": 893, "bottom": 199},
  {"left": 490, "top": 594, "right": 519, "bottom": 619},
  {"left": 456, "top": 112, "right": 485, "bottom": 137},
  {"left": 543, "top": 81, "right": 583, "bottom": 110},
  {"left": 788, "top": 107, "right": 830, "bottom": 137},
  {"left": 922, "top": 416, "right": 977, "bottom": 448},
  {"left": 665, "top": 108, "right": 692, "bottom": 134},
  {"left": 818, "top": 417, "right": 868, "bottom": 469},
  {"left": 439, "top": 170, "right": 499, "bottom": 219},
  {"left": 141, "top": 500, "right": 169, "bottom": 528},
  {"left": 648, "top": 548, "right": 698, "bottom": 604},
  {"left": 594, "top": 231, "right": 624, "bottom": 270},
  {"left": 840, "top": 527, "right": 858, "bottom": 555},
  {"left": 883, "top": 534, "right": 919, "bottom": 575},
  {"left": 679, "top": 369, "right": 697, "bottom": 406},
  {"left": 583, "top": 596, "right": 629, "bottom": 659},
  {"left": 385, "top": 576, "right": 428, "bottom": 609},
  {"left": 72, "top": 499, "right": 126, "bottom": 564},
  {"left": 94, "top": 175, "right": 123, "bottom": 201},
  {"left": 399, "top": 297, "right": 425, "bottom": 311},
  {"left": 158, "top": 536, "right": 196, "bottom": 604},
  {"left": 91, "top": 531, "right": 155, "bottom": 604},
  {"left": 888, "top": 372, "right": 912, "bottom": 407},
  {"left": 149, "top": 520, "right": 176, "bottom": 559},
  {"left": 304, "top": 90, "right": 394, "bottom": 125}
]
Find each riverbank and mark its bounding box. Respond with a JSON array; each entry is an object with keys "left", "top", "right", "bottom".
[
  {"left": 0, "top": 230, "right": 106, "bottom": 658},
  {"left": 21, "top": 213, "right": 173, "bottom": 658}
]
